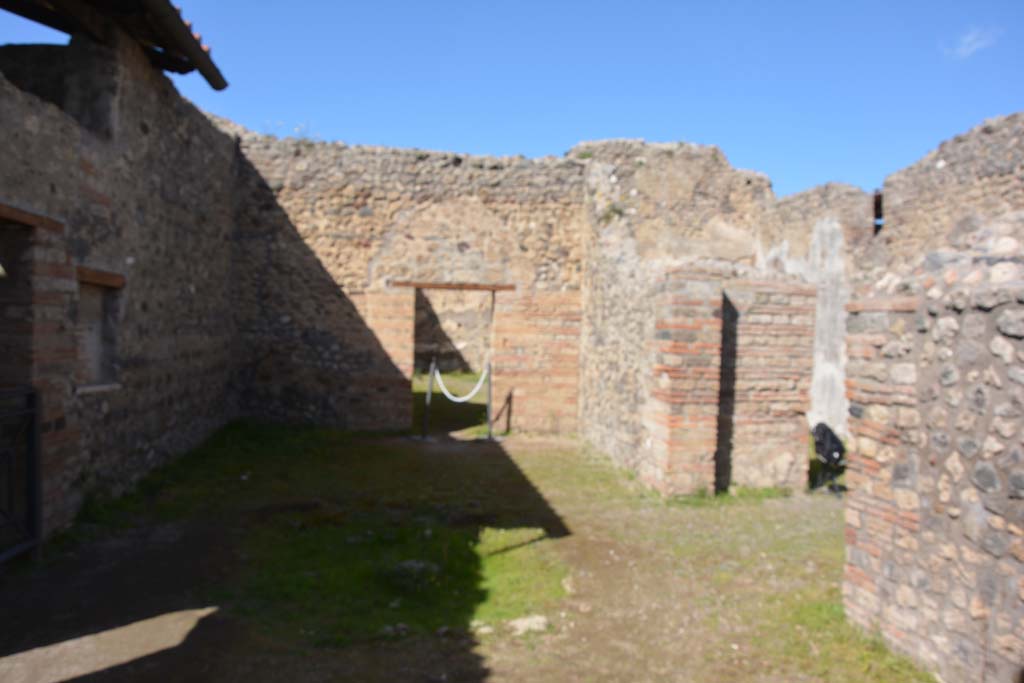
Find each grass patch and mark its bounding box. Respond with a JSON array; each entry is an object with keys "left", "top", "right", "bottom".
[
  {"left": 65, "top": 421, "right": 568, "bottom": 647},
  {"left": 228, "top": 512, "right": 564, "bottom": 645},
  {"left": 666, "top": 486, "right": 791, "bottom": 508},
  {"left": 599, "top": 203, "right": 625, "bottom": 224},
  {"left": 412, "top": 371, "right": 496, "bottom": 437},
  {"left": 757, "top": 585, "right": 934, "bottom": 682}
]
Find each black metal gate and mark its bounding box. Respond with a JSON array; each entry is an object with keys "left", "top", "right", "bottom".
[{"left": 0, "top": 387, "right": 41, "bottom": 563}]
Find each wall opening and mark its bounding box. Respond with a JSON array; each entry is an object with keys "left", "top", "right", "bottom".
[
  {"left": 413, "top": 289, "right": 484, "bottom": 374},
  {"left": 75, "top": 268, "right": 124, "bottom": 389},
  {"left": 0, "top": 222, "right": 34, "bottom": 389},
  {"left": 401, "top": 281, "right": 512, "bottom": 437},
  {"left": 873, "top": 190, "right": 884, "bottom": 235}
]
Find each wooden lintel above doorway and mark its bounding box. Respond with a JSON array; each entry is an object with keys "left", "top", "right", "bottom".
[{"left": 390, "top": 280, "right": 516, "bottom": 292}]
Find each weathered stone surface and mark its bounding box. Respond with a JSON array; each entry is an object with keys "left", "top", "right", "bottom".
[
  {"left": 0, "top": 34, "right": 242, "bottom": 532},
  {"left": 972, "top": 462, "right": 1001, "bottom": 493},
  {"left": 996, "top": 309, "right": 1024, "bottom": 338},
  {"left": 990, "top": 335, "right": 1015, "bottom": 363},
  {"left": 3, "top": 22, "right": 1023, "bottom": 683},
  {"left": 844, "top": 112, "right": 1024, "bottom": 683}
]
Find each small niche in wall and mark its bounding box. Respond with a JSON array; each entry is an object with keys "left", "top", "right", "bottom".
[{"left": 76, "top": 267, "right": 124, "bottom": 391}]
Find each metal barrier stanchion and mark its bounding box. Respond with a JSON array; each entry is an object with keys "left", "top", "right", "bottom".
[
  {"left": 486, "top": 359, "right": 493, "bottom": 440},
  {"left": 422, "top": 356, "right": 436, "bottom": 439}
]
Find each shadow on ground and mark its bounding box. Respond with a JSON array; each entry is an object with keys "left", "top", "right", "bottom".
[
  {"left": 0, "top": 423, "right": 569, "bottom": 682},
  {"left": 412, "top": 373, "right": 495, "bottom": 438}
]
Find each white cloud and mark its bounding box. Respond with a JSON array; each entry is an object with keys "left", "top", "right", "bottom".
[{"left": 949, "top": 27, "right": 1000, "bottom": 60}]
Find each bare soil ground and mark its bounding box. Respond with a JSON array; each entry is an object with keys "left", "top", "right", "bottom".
[{"left": 0, "top": 424, "right": 930, "bottom": 683}]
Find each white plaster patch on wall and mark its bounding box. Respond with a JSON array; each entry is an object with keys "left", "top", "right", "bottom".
[{"left": 807, "top": 216, "right": 849, "bottom": 436}]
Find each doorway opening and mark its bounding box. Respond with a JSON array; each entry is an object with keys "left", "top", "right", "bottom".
[{"left": 393, "top": 281, "right": 514, "bottom": 438}]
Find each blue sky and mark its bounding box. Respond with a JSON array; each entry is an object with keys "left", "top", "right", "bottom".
[{"left": 2, "top": 1, "right": 1021, "bottom": 196}]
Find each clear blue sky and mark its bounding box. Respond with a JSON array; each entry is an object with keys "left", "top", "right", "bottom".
[{"left": 3, "top": 1, "right": 1021, "bottom": 196}]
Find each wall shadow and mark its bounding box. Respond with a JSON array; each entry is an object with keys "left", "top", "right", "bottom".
[
  {"left": 413, "top": 384, "right": 488, "bottom": 436},
  {"left": 0, "top": 424, "right": 570, "bottom": 682},
  {"left": 415, "top": 289, "right": 472, "bottom": 374},
  {"left": 0, "top": 222, "right": 33, "bottom": 390},
  {"left": 231, "top": 148, "right": 411, "bottom": 431},
  {"left": 714, "top": 294, "right": 738, "bottom": 493},
  {"left": 0, "top": 108, "right": 567, "bottom": 681}
]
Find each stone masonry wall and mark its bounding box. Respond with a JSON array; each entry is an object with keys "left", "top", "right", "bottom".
[
  {"left": 843, "top": 143, "right": 1024, "bottom": 683},
  {"left": 579, "top": 140, "right": 779, "bottom": 483},
  {"left": 844, "top": 264, "right": 1024, "bottom": 681},
  {"left": 581, "top": 261, "right": 817, "bottom": 496},
  {"left": 727, "top": 280, "right": 817, "bottom": 490},
  {"left": 645, "top": 273, "right": 723, "bottom": 494},
  {"left": 221, "top": 122, "right": 587, "bottom": 431},
  {"left": 645, "top": 273, "right": 817, "bottom": 495},
  {"left": 492, "top": 291, "right": 581, "bottom": 434},
  {"left": 0, "top": 33, "right": 241, "bottom": 531},
  {"left": 878, "top": 113, "right": 1024, "bottom": 276},
  {"left": 579, "top": 139, "right": 847, "bottom": 492}
]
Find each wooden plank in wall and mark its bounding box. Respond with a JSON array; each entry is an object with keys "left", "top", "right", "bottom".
[
  {"left": 76, "top": 266, "right": 125, "bottom": 289},
  {"left": 390, "top": 280, "right": 516, "bottom": 292}
]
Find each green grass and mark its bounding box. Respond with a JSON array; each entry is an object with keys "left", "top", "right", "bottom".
[
  {"left": 227, "top": 514, "right": 564, "bottom": 645},
  {"left": 599, "top": 203, "right": 626, "bottom": 224},
  {"left": 70, "top": 421, "right": 567, "bottom": 646},
  {"left": 666, "top": 486, "right": 792, "bottom": 508},
  {"left": 52, "top": 422, "right": 931, "bottom": 681},
  {"left": 758, "top": 586, "right": 934, "bottom": 683},
  {"left": 412, "top": 371, "right": 496, "bottom": 438}
]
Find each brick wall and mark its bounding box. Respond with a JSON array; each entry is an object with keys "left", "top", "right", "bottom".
[
  {"left": 597, "top": 269, "right": 816, "bottom": 496},
  {"left": 0, "top": 206, "right": 80, "bottom": 532},
  {"left": 843, "top": 261, "right": 1024, "bottom": 682},
  {"left": 350, "top": 290, "right": 415, "bottom": 430},
  {"left": 727, "top": 280, "right": 816, "bottom": 490},
  {"left": 842, "top": 112, "right": 1024, "bottom": 683},
  {"left": 1, "top": 34, "right": 244, "bottom": 532},
  {"left": 646, "top": 275, "right": 723, "bottom": 494},
  {"left": 492, "top": 290, "right": 581, "bottom": 434}
]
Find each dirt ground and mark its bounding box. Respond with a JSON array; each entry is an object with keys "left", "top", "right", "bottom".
[{"left": 0, "top": 429, "right": 928, "bottom": 683}]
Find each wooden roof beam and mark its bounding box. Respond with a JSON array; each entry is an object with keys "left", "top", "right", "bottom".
[
  {"left": 139, "top": 0, "right": 226, "bottom": 90},
  {"left": 0, "top": 0, "right": 78, "bottom": 35}
]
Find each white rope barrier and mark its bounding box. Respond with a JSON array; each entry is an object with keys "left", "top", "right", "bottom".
[{"left": 433, "top": 364, "right": 490, "bottom": 403}]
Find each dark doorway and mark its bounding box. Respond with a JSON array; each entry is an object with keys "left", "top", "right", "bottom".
[
  {"left": 0, "top": 220, "right": 40, "bottom": 562},
  {"left": 0, "top": 222, "right": 33, "bottom": 389}
]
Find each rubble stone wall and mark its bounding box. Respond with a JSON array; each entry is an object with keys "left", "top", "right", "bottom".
[
  {"left": 578, "top": 141, "right": 851, "bottom": 492},
  {"left": 844, "top": 269, "right": 1024, "bottom": 682},
  {"left": 223, "top": 124, "right": 587, "bottom": 430},
  {"left": 843, "top": 114, "right": 1024, "bottom": 683},
  {"left": 880, "top": 114, "right": 1024, "bottom": 272},
  {"left": 0, "top": 34, "right": 241, "bottom": 531}
]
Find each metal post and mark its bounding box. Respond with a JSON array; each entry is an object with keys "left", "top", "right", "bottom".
[
  {"left": 422, "top": 357, "right": 436, "bottom": 439},
  {"left": 486, "top": 360, "right": 493, "bottom": 440},
  {"left": 487, "top": 289, "right": 496, "bottom": 440},
  {"left": 28, "top": 388, "right": 41, "bottom": 555}
]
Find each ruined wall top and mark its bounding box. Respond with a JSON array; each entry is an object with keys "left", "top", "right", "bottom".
[
  {"left": 875, "top": 112, "right": 1024, "bottom": 281},
  {"left": 215, "top": 115, "right": 589, "bottom": 292}
]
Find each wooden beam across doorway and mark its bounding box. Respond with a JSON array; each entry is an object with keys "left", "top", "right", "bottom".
[
  {"left": 77, "top": 266, "right": 125, "bottom": 289},
  {"left": 390, "top": 280, "right": 515, "bottom": 292}
]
